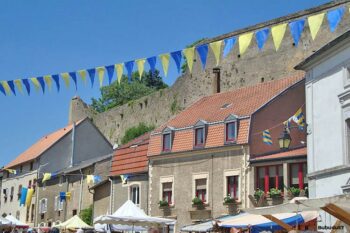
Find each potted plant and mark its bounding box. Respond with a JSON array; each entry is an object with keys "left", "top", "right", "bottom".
[
  {"left": 192, "top": 197, "right": 204, "bottom": 209},
  {"left": 223, "top": 195, "right": 238, "bottom": 215},
  {"left": 254, "top": 189, "right": 264, "bottom": 202},
  {"left": 159, "top": 200, "right": 170, "bottom": 216},
  {"left": 269, "top": 188, "right": 283, "bottom": 205},
  {"left": 289, "top": 187, "right": 300, "bottom": 197},
  {"left": 158, "top": 200, "right": 169, "bottom": 207}
]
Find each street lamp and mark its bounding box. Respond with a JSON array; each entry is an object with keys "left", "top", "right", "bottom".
[{"left": 278, "top": 128, "right": 291, "bottom": 150}]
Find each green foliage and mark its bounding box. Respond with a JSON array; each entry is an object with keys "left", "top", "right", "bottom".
[
  {"left": 223, "top": 194, "right": 236, "bottom": 204},
  {"left": 181, "top": 38, "right": 207, "bottom": 74},
  {"left": 121, "top": 123, "right": 155, "bottom": 145},
  {"left": 254, "top": 188, "right": 264, "bottom": 201},
  {"left": 192, "top": 197, "right": 204, "bottom": 206},
  {"left": 170, "top": 94, "right": 180, "bottom": 114},
  {"left": 289, "top": 187, "right": 301, "bottom": 197},
  {"left": 91, "top": 70, "right": 168, "bottom": 113},
  {"left": 158, "top": 200, "right": 169, "bottom": 207},
  {"left": 269, "top": 188, "right": 282, "bottom": 198},
  {"left": 79, "top": 205, "right": 93, "bottom": 226}
]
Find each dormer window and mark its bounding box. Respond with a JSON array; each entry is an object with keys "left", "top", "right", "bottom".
[
  {"left": 225, "top": 114, "right": 238, "bottom": 144},
  {"left": 194, "top": 120, "right": 207, "bottom": 148},
  {"left": 162, "top": 127, "right": 174, "bottom": 152}
]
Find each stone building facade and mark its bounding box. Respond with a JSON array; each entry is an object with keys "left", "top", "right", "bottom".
[{"left": 69, "top": 1, "right": 350, "bottom": 149}]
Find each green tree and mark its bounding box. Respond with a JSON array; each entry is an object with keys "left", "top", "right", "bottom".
[
  {"left": 91, "top": 70, "right": 168, "bottom": 113},
  {"left": 181, "top": 38, "right": 206, "bottom": 74},
  {"left": 121, "top": 122, "right": 155, "bottom": 144},
  {"left": 80, "top": 205, "right": 93, "bottom": 225}
]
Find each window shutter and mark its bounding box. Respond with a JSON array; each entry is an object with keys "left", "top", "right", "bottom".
[
  {"left": 39, "top": 199, "right": 43, "bottom": 214},
  {"left": 44, "top": 198, "right": 48, "bottom": 213},
  {"left": 196, "top": 179, "right": 207, "bottom": 190},
  {"left": 163, "top": 182, "right": 172, "bottom": 192},
  {"left": 54, "top": 197, "right": 58, "bottom": 211}
]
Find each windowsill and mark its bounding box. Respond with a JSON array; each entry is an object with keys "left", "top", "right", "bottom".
[
  {"left": 193, "top": 145, "right": 205, "bottom": 150},
  {"left": 192, "top": 203, "right": 209, "bottom": 207},
  {"left": 159, "top": 204, "right": 175, "bottom": 209},
  {"left": 161, "top": 149, "right": 171, "bottom": 154},
  {"left": 224, "top": 140, "right": 237, "bottom": 145}
]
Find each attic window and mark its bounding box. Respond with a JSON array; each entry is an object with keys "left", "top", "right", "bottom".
[{"left": 221, "top": 103, "right": 232, "bottom": 109}]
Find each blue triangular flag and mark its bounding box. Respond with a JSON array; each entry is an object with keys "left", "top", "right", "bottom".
[
  {"left": 19, "top": 187, "right": 28, "bottom": 206},
  {"left": 255, "top": 28, "right": 270, "bottom": 50},
  {"left": 327, "top": 7, "right": 345, "bottom": 32},
  {"left": 69, "top": 72, "right": 78, "bottom": 90},
  {"left": 37, "top": 76, "right": 45, "bottom": 93},
  {"left": 289, "top": 19, "right": 305, "bottom": 46},
  {"left": 0, "top": 82, "right": 5, "bottom": 96},
  {"left": 147, "top": 56, "right": 157, "bottom": 73},
  {"left": 52, "top": 74, "right": 60, "bottom": 92},
  {"left": 22, "top": 79, "right": 30, "bottom": 95},
  {"left": 170, "top": 50, "right": 182, "bottom": 73},
  {"left": 223, "top": 37, "right": 236, "bottom": 57},
  {"left": 60, "top": 192, "right": 66, "bottom": 202},
  {"left": 7, "top": 80, "right": 16, "bottom": 96},
  {"left": 93, "top": 175, "right": 102, "bottom": 184},
  {"left": 87, "top": 68, "right": 95, "bottom": 87},
  {"left": 125, "top": 60, "right": 134, "bottom": 82},
  {"left": 105, "top": 65, "right": 115, "bottom": 85},
  {"left": 196, "top": 44, "right": 209, "bottom": 70}
]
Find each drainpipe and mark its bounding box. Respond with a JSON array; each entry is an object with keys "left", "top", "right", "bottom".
[
  {"left": 109, "top": 177, "right": 114, "bottom": 214},
  {"left": 211, "top": 154, "right": 214, "bottom": 218},
  {"left": 78, "top": 169, "right": 84, "bottom": 213}
]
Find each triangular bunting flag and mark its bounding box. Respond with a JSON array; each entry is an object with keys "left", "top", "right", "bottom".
[
  {"left": 61, "top": 73, "right": 70, "bottom": 88},
  {"left": 69, "top": 72, "right": 78, "bottom": 90},
  {"left": 14, "top": 80, "right": 23, "bottom": 94},
  {"left": 22, "top": 79, "right": 30, "bottom": 95},
  {"left": 289, "top": 19, "right": 305, "bottom": 46},
  {"left": 1, "top": 81, "right": 11, "bottom": 95},
  {"left": 115, "top": 63, "right": 124, "bottom": 84},
  {"left": 78, "top": 70, "right": 87, "bottom": 85},
  {"left": 271, "top": 23, "right": 287, "bottom": 51},
  {"left": 51, "top": 75, "right": 60, "bottom": 92},
  {"left": 308, "top": 12, "right": 325, "bottom": 40},
  {"left": 30, "top": 78, "right": 41, "bottom": 92},
  {"left": 255, "top": 28, "right": 270, "bottom": 50},
  {"left": 37, "top": 77, "right": 45, "bottom": 93},
  {"left": 136, "top": 58, "right": 146, "bottom": 80},
  {"left": 196, "top": 44, "right": 209, "bottom": 70},
  {"left": 87, "top": 68, "right": 96, "bottom": 87},
  {"left": 327, "top": 7, "right": 345, "bottom": 32},
  {"left": 25, "top": 189, "right": 34, "bottom": 206},
  {"left": 170, "top": 50, "right": 182, "bottom": 73},
  {"left": 239, "top": 32, "right": 254, "bottom": 55},
  {"left": 96, "top": 67, "right": 105, "bottom": 87},
  {"left": 147, "top": 56, "right": 157, "bottom": 74},
  {"left": 223, "top": 37, "right": 236, "bottom": 58},
  {"left": 7, "top": 80, "right": 16, "bottom": 95},
  {"left": 105, "top": 65, "right": 115, "bottom": 84},
  {"left": 44, "top": 75, "right": 52, "bottom": 91},
  {"left": 0, "top": 82, "right": 5, "bottom": 96},
  {"left": 159, "top": 53, "right": 170, "bottom": 77},
  {"left": 183, "top": 47, "right": 195, "bottom": 73},
  {"left": 125, "top": 60, "right": 134, "bottom": 82},
  {"left": 262, "top": 130, "right": 272, "bottom": 145},
  {"left": 210, "top": 40, "right": 223, "bottom": 66}
]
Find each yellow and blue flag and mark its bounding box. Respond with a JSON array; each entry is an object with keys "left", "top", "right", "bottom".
[
  {"left": 5, "top": 169, "right": 17, "bottom": 175},
  {"left": 262, "top": 130, "right": 273, "bottom": 145},
  {"left": 292, "top": 108, "right": 305, "bottom": 128}
]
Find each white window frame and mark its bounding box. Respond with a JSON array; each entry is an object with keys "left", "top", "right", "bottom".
[
  {"left": 128, "top": 182, "right": 141, "bottom": 207},
  {"left": 223, "top": 169, "right": 241, "bottom": 201},
  {"left": 192, "top": 173, "right": 209, "bottom": 204},
  {"left": 54, "top": 196, "right": 63, "bottom": 211},
  {"left": 159, "top": 176, "right": 174, "bottom": 206},
  {"left": 39, "top": 198, "right": 48, "bottom": 214}
]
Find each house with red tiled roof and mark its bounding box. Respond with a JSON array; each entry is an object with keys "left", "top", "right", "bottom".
[
  {"left": 1, "top": 118, "right": 113, "bottom": 227},
  {"left": 147, "top": 74, "right": 307, "bottom": 231},
  {"left": 91, "top": 133, "right": 150, "bottom": 219}
]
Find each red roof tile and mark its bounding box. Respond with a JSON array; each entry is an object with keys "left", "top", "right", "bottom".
[
  {"left": 5, "top": 119, "right": 85, "bottom": 169},
  {"left": 250, "top": 147, "right": 307, "bottom": 162},
  {"left": 110, "top": 133, "right": 149, "bottom": 176}
]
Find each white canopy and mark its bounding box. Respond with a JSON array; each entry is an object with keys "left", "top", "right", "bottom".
[
  {"left": 94, "top": 200, "right": 176, "bottom": 227},
  {"left": 0, "top": 217, "right": 13, "bottom": 228},
  {"left": 56, "top": 215, "right": 93, "bottom": 230},
  {"left": 94, "top": 223, "right": 146, "bottom": 232},
  {"left": 5, "top": 215, "right": 29, "bottom": 228}
]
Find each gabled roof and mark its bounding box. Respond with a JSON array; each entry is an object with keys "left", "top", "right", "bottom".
[
  {"left": 110, "top": 133, "right": 150, "bottom": 176},
  {"left": 5, "top": 119, "right": 85, "bottom": 169}
]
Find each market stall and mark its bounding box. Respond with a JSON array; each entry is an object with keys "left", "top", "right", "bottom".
[{"left": 56, "top": 215, "right": 93, "bottom": 231}]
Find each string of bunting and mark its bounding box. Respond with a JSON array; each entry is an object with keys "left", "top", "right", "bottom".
[{"left": 0, "top": 6, "right": 348, "bottom": 96}]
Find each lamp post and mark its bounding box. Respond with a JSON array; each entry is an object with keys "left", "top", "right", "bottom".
[{"left": 278, "top": 128, "right": 291, "bottom": 150}]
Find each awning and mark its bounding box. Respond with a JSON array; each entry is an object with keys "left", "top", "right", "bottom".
[{"left": 250, "top": 147, "right": 306, "bottom": 163}]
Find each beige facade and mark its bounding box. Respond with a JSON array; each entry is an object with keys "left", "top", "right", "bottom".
[
  {"left": 92, "top": 181, "right": 111, "bottom": 219},
  {"left": 149, "top": 146, "right": 249, "bottom": 231}
]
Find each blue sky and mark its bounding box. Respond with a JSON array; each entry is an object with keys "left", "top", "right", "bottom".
[{"left": 0, "top": 0, "right": 330, "bottom": 166}]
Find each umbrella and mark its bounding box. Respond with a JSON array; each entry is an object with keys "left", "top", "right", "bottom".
[
  {"left": 56, "top": 215, "right": 93, "bottom": 230},
  {"left": 5, "top": 215, "right": 29, "bottom": 228}
]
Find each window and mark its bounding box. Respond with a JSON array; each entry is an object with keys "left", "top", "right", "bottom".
[
  {"left": 227, "top": 176, "right": 239, "bottom": 199},
  {"left": 18, "top": 185, "right": 22, "bottom": 200},
  {"left": 33, "top": 179, "right": 37, "bottom": 192},
  {"left": 290, "top": 163, "right": 307, "bottom": 190},
  {"left": 54, "top": 196, "right": 64, "bottom": 211},
  {"left": 256, "top": 165, "right": 284, "bottom": 193},
  {"left": 20, "top": 165, "right": 23, "bottom": 173},
  {"left": 30, "top": 162, "right": 34, "bottom": 171},
  {"left": 226, "top": 122, "right": 237, "bottom": 142},
  {"left": 162, "top": 182, "right": 173, "bottom": 205},
  {"left": 10, "top": 187, "right": 14, "bottom": 201},
  {"left": 3, "top": 188, "right": 8, "bottom": 202},
  {"left": 39, "top": 198, "right": 48, "bottom": 214},
  {"left": 31, "top": 204, "right": 35, "bottom": 222},
  {"left": 28, "top": 180, "right": 32, "bottom": 189},
  {"left": 72, "top": 209, "right": 77, "bottom": 216},
  {"left": 195, "top": 179, "right": 207, "bottom": 202},
  {"left": 130, "top": 185, "right": 140, "bottom": 205},
  {"left": 163, "top": 133, "right": 171, "bottom": 152},
  {"left": 195, "top": 128, "right": 205, "bottom": 147}
]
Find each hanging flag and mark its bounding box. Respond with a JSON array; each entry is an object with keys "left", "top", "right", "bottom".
[
  {"left": 96, "top": 67, "right": 105, "bottom": 87},
  {"left": 115, "top": 63, "right": 124, "bottom": 84},
  {"left": 283, "top": 118, "right": 292, "bottom": 134},
  {"left": 0, "top": 82, "right": 5, "bottom": 96},
  {"left": 120, "top": 174, "right": 129, "bottom": 184},
  {"left": 66, "top": 192, "right": 71, "bottom": 201},
  {"left": 327, "top": 7, "right": 345, "bottom": 32},
  {"left": 183, "top": 47, "right": 195, "bottom": 73},
  {"left": 170, "top": 50, "right": 182, "bottom": 74},
  {"left": 87, "top": 175, "right": 94, "bottom": 186},
  {"left": 210, "top": 40, "right": 223, "bottom": 66},
  {"left": 37, "top": 77, "right": 45, "bottom": 93},
  {"left": 308, "top": 12, "right": 325, "bottom": 40},
  {"left": 5, "top": 169, "right": 17, "bottom": 175},
  {"left": 196, "top": 44, "right": 209, "bottom": 70},
  {"left": 69, "top": 72, "right": 78, "bottom": 90},
  {"left": 87, "top": 68, "right": 96, "bottom": 87},
  {"left": 223, "top": 37, "right": 236, "bottom": 58},
  {"left": 93, "top": 175, "right": 102, "bottom": 184},
  {"left": 19, "top": 187, "right": 28, "bottom": 207},
  {"left": 271, "top": 23, "right": 287, "bottom": 51},
  {"left": 61, "top": 73, "right": 70, "bottom": 88},
  {"left": 105, "top": 65, "right": 115, "bottom": 84},
  {"left": 14, "top": 80, "right": 23, "bottom": 94},
  {"left": 42, "top": 173, "right": 52, "bottom": 183},
  {"left": 1, "top": 81, "right": 10, "bottom": 95},
  {"left": 255, "top": 28, "right": 270, "bottom": 50},
  {"left": 25, "top": 189, "right": 34, "bottom": 206},
  {"left": 292, "top": 108, "right": 306, "bottom": 128},
  {"left": 59, "top": 192, "right": 66, "bottom": 202},
  {"left": 22, "top": 79, "right": 30, "bottom": 95},
  {"left": 52, "top": 74, "right": 60, "bottom": 92},
  {"left": 159, "top": 53, "right": 170, "bottom": 77},
  {"left": 136, "top": 59, "right": 146, "bottom": 80},
  {"left": 262, "top": 130, "right": 273, "bottom": 145},
  {"left": 44, "top": 75, "right": 52, "bottom": 91},
  {"left": 239, "top": 32, "right": 254, "bottom": 55},
  {"left": 289, "top": 19, "right": 305, "bottom": 46},
  {"left": 125, "top": 60, "right": 134, "bottom": 81},
  {"left": 147, "top": 56, "right": 157, "bottom": 74},
  {"left": 7, "top": 80, "right": 16, "bottom": 95},
  {"left": 78, "top": 70, "right": 87, "bottom": 85},
  {"left": 30, "top": 78, "right": 41, "bottom": 92}
]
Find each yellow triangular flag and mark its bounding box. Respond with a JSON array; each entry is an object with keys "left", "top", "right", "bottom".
[
  {"left": 308, "top": 12, "right": 325, "bottom": 40},
  {"left": 30, "top": 78, "right": 41, "bottom": 92},
  {"left": 14, "top": 79, "right": 23, "bottom": 94},
  {"left": 78, "top": 70, "right": 87, "bottom": 85},
  {"left": 96, "top": 67, "right": 105, "bottom": 87},
  {"left": 25, "top": 188, "right": 34, "bottom": 206},
  {"left": 44, "top": 75, "right": 52, "bottom": 91},
  {"left": 239, "top": 32, "right": 254, "bottom": 55},
  {"left": 1, "top": 81, "right": 11, "bottom": 95},
  {"left": 183, "top": 47, "right": 195, "bottom": 73},
  {"left": 210, "top": 40, "right": 223, "bottom": 66},
  {"left": 61, "top": 73, "right": 70, "bottom": 88},
  {"left": 159, "top": 53, "right": 170, "bottom": 77},
  {"left": 115, "top": 63, "right": 124, "bottom": 84},
  {"left": 271, "top": 23, "right": 287, "bottom": 51},
  {"left": 136, "top": 59, "right": 146, "bottom": 80}
]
